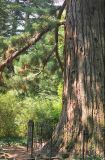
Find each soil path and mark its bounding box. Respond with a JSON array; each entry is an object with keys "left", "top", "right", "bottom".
[{"left": 0, "top": 146, "right": 31, "bottom": 160}]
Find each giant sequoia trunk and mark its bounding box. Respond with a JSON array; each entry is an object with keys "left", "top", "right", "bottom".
[{"left": 52, "top": 0, "right": 105, "bottom": 158}]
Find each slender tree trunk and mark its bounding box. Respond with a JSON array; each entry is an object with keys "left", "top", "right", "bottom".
[{"left": 52, "top": 0, "right": 105, "bottom": 158}]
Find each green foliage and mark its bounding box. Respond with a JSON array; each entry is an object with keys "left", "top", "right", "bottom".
[
  {"left": 0, "top": 0, "right": 64, "bottom": 140},
  {"left": 16, "top": 94, "right": 62, "bottom": 136},
  {"left": 0, "top": 87, "right": 62, "bottom": 137},
  {"left": 0, "top": 0, "right": 58, "bottom": 37},
  {"left": 57, "top": 82, "right": 63, "bottom": 99},
  {"left": 0, "top": 137, "right": 27, "bottom": 146},
  {"left": 10, "top": 33, "right": 30, "bottom": 48},
  {"left": 0, "top": 91, "right": 19, "bottom": 136}
]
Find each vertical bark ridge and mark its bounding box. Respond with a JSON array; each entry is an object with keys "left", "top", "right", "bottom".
[{"left": 44, "top": 0, "right": 105, "bottom": 158}]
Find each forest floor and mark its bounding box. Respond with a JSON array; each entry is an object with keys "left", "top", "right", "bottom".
[
  {"left": 0, "top": 145, "right": 31, "bottom": 160},
  {"left": 0, "top": 143, "right": 60, "bottom": 160}
]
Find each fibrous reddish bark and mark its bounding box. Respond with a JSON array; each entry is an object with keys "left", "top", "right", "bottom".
[{"left": 51, "top": 0, "right": 105, "bottom": 158}]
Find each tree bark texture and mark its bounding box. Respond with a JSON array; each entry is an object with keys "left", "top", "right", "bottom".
[{"left": 53, "top": 0, "right": 105, "bottom": 158}]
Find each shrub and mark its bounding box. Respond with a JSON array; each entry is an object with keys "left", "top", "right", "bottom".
[
  {"left": 0, "top": 88, "right": 62, "bottom": 137},
  {"left": 0, "top": 91, "right": 18, "bottom": 136}
]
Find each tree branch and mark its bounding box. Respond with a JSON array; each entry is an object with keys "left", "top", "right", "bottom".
[
  {"left": 55, "top": 0, "right": 66, "bottom": 72},
  {"left": 0, "top": 21, "right": 65, "bottom": 72},
  {"left": 57, "top": 0, "right": 66, "bottom": 19},
  {"left": 43, "top": 44, "right": 56, "bottom": 69}
]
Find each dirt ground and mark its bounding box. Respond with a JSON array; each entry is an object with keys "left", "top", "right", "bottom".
[{"left": 0, "top": 145, "right": 31, "bottom": 160}]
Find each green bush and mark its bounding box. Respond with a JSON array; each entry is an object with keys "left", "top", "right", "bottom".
[
  {"left": 0, "top": 91, "right": 18, "bottom": 136},
  {"left": 0, "top": 86, "right": 62, "bottom": 137},
  {"left": 16, "top": 95, "right": 62, "bottom": 136}
]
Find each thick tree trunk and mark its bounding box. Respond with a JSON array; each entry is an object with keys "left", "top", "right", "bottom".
[
  {"left": 52, "top": 0, "right": 105, "bottom": 158},
  {"left": 40, "top": 0, "right": 105, "bottom": 158}
]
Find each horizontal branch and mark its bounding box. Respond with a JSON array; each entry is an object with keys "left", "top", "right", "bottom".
[{"left": 0, "top": 21, "right": 65, "bottom": 72}]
